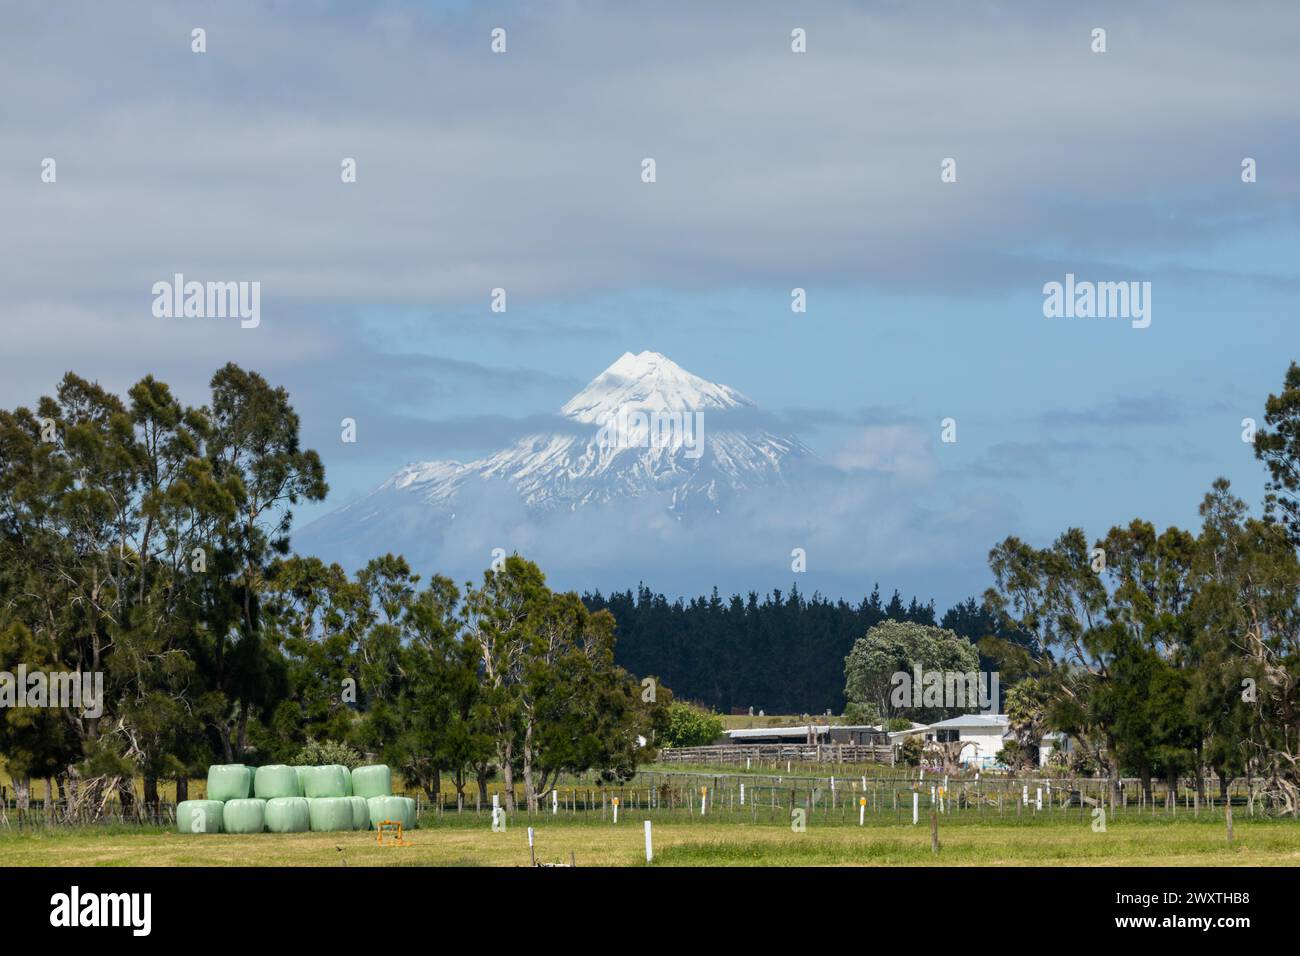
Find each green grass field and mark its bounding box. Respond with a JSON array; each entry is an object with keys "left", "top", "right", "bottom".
[
  {"left": 6, "top": 759, "right": 1295, "bottom": 866},
  {"left": 3, "top": 812, "right": 1298, "bottom": 867}
]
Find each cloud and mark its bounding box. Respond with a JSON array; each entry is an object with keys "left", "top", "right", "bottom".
[
  {"left": 295, "top": 456, "right": 1015, "bottom": 606},
  {"left": 968, "top": 437, "right": 1136, "bottom": 481},
  {"left": 1035, "top": 393, "right": 1190, "bottom": 430},
  {"left": 2, "top": 0, "right": 1297, "bottom": 312},
  {"left": 832, "top": 424, "right": 937, "bottom": 479}
]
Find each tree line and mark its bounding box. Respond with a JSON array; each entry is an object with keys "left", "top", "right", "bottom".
[
  {"left": 0, "top": 366, "right": 662, "bottom": 815},
  {"left": 585, "top": 585, "right": 1026, "bottom": 715}
]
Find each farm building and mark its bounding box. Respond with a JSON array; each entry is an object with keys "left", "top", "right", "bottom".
[
  {"left": 720, "top": 725, "right": 890, "bottom": 746},
  {"left": 1039, "top": 732, "right": 1073, "bottom": 766},
  {"left": 710, "top": 719, "right": 1071, "bottom": 770},
  {"left": 914, "top": 714, "right": 1011, "bottom": 768}
]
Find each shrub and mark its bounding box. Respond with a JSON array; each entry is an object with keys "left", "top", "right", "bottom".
[
  {"left": 291, "top": 739, "right": 362, "bottom": 769},
  {"left": 661, "top": 703, "right": 725, "bottom": 747}
]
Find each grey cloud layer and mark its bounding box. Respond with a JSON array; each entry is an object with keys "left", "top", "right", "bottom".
[
  {"left": 0, "top": 1, "right": 1291, "bottom": 600},
  {"left": 3, "top": 0, "right": 1297, "bottom": 311}
]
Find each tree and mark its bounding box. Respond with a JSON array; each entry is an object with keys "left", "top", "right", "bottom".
[
  {"left": 660, "top": 702, "right": 724, "bottom": 747},
  {"left": 203, "top": 364, "right": 327, "bottom": 763},
  {"left": 843, "top": 620, "right": 980, "bottom": 724},
  {"left": 1192, "top": 479, "right": 1300, "bottom": 813},
  {"left": 291, "top": 739, "right": 362, "bottom": 768},
  {"left": 996, "top": 739, "right": 1029, "bottom": 772},
  {"left": 1003, "top": 678, "right": 1050, "bottom": 769},
  {"left": 461, "top": 556, "right": 662, "bottom": 813},
  {"left": 370, "top": 573, "right": 492, "bottom": 806},
  {"left": 1254, "top": 361, "right": 1300, "bottom": 546},
  {"left": 0, "top": 372, "right": 225, "bottom": 813},
  {"left": 461, "top": 557, "right": 544, "bottom": 811},
  {"left": 257, "top": 556, "right": 363, "bottom": 761},
  {"left": 897, "top": 735, "right": 924, "bottom": 766},
  {"left": 0, "top": 366, "right": 326, "bottom": 816}
]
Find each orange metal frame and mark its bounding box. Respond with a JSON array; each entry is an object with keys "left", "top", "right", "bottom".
[{"left": 375, "top": 819, "right": 412, "bottom": 846}]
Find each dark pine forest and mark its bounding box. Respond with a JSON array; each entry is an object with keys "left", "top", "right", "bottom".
[{"left": 584, "top": 584, "right": 1012, "bottom": 715}]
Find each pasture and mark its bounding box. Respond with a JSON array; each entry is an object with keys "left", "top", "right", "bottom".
[
  {"left": 5, "top": 762, "right": 1298, "bottom": 866},
  {"left": 3, "top": 804, "right": 1300, "bottom": 867}
]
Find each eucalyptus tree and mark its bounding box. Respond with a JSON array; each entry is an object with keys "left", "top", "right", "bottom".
[
  {"left": 200, "top": 364, "right": 327, "bottom": 761},
  {"left": 1193, "top": 479, "right": 1300, "bottom": 813},
  {"left": 1254, "top": 361, "right": 1300, "bottom": 545}
]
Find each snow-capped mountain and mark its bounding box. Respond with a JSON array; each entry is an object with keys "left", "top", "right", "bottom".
[{"left": 296, "top": 351, "right": 815, "bottom": 564}]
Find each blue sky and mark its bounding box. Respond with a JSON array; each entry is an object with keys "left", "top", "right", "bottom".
[{"left": 1, "top": 1, "right": 1297, "bottom": 607}]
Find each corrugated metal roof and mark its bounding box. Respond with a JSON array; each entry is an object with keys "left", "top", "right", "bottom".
[
  {"left": 924, "top": 714, "right": 1009, "bottom": 729},
  {"left": 725, "top": 724, "right": 882, "bottom": 739}
]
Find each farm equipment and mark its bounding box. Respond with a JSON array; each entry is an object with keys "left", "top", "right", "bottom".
[{"left": 375, "top": 819, "right": 412, "bottom": 846}]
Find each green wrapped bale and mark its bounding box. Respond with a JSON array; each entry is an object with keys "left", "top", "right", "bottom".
[
  {"left": 293, "top": 766, "right": 307, "bottom": 797},
  {"left": 367, "top": 795, "right": 415, "bottom": 830},
  {"left": 350, "top": 765, "right": 391, "bottom": 799},
  {"left": 308, "top": 796, "right": 354, "bottom": 832},
  {"left": 176, "top": 799, "right": 224, "bottom": 834},
  {"left": 207, "top": 764, "right": 251, "bottom": 801},
  {"left": 222, "top": 798, "right": 266, "bottom": 834},
  {"left": 402, "top": 796, "right": 417, "bottom": 829},
  {"left": 303, "top": 765, "right": 349, "bottom": 798},
  {"left": 254, "top": 765, "right": 300, "bottom": 800},
  {"left": 264, "top": 797, "right": 310, "bottom": 833},
  {"left": 337, "top": 764, "right": 353, "bottom": 796},
  {"left": 348, "top": 796, "right": 370, "bottom": 830}
]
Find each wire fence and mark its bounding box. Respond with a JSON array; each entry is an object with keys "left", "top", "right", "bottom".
[
  {"left": 417, "top": 769, "right": 1286, "bottom": 825},
  {"left": 2, "top": 768, "right": 1287, "bottom": 831}
]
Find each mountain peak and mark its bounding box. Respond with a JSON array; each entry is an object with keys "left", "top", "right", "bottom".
[
  {"left": 298, "top": 350, "right": 817, "bottom": 558},
  {"left": 561, "top": 351, "right": 752, "bottom": 424},
  {"left": 607, "top": 350, "right": 677, "bottom": 375}
]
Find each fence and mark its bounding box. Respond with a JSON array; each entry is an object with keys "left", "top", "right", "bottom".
[
  {"left": 2, "top": 769, "right": 1286, "bottom": 829},
  {"left": 414, "top": 769, "right": 1279, "bottom": 825},
  {"left": 659, "top": 743, "right": 896, "bottom": 766}
]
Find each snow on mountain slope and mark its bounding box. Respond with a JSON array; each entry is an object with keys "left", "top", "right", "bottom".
[
  {"left": 560, "top": 350, "right": 749, "bottom": 423},
  {"left": 298, "top": 352, "right": 816, "bottom": 557}
]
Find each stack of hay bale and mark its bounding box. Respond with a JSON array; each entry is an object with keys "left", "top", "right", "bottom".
[{"left": 175, "top": 763, "right": 416, "bottom": 834}]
